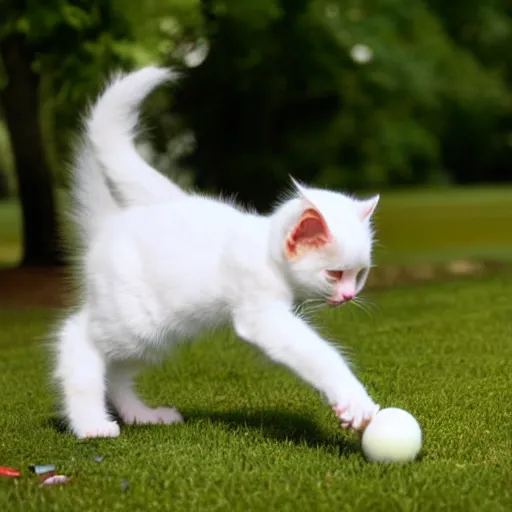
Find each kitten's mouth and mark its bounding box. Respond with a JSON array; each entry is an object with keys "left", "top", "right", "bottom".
[{"left": 327, "top": 297, "right": 346, "bottom": 306}]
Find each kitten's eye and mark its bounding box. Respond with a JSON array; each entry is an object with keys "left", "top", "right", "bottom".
[{"left": 326, "top": 270, "right": 344, "bottom": 281}]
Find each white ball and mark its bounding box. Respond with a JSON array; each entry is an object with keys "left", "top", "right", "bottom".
[{"left": 361, "top": 407, "right": 422, "bottom": 463}]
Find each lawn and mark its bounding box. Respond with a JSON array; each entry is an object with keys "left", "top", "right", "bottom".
[
  {"left": 1, "top": 185, "right": 512, "bottom": 267},
  {"left": 372, "top": 185, "right": 512, "bottom": 264},
  {"left": 1, "top": 273, "right": 511, "bottom": 511}
]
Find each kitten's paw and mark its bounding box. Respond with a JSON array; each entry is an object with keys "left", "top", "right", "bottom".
[
  {"left": 333, "top": 391, "right": 379, "bottom": 432},
  {"left": 74, "top": 420, "right": 121, "bottom": 439},
  {"left": 122, "top": 406, "right": 184, "bottom": 425}
]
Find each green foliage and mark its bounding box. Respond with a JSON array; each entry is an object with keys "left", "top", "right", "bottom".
[
  {"left": 173, "top": 0, "right": 346, "bottom": 208},
  {"left": 420, "top": 0, "right": 512, "bottom": 184},
  {"left": 1, "top": 0, "right": 511, "bottom": 203},
  {"left": 172, "top": 0, "right": 511, "bottom": 208},
  {"left": 0, "top": 2, "right": 127, "bottom": 184},
  {"left": 112, "top": 0, "right": 203, "bottom": 63},
  {"left": 316, "top": 0, "right": 511, "bottom": 188},
  {"left": 1, "top": 0, "right": 193, "bottom": 184}
]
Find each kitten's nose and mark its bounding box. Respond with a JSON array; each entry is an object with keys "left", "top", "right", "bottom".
[{"left": 342, "top": 293, "right": 354, "bottom": 302}]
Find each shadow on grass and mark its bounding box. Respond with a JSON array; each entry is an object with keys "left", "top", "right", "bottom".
[
  {"left": 182, "top": 408, "right": 360, "bottom": 456},
  {"left": 46, "top": 408, "right": 359, "bottom": 456},
  {"left": 47, "top": 414, "right": 68, "bottom": 434}
]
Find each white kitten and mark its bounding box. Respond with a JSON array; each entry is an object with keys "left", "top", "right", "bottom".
[{"left": 53, "top": 66, "right": 381, "bottom": 439}]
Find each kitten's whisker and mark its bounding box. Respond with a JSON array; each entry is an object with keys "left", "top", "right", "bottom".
[
  {"left": 355, "top": 296, "right": 379, "bottom": 312},
  {"left": 295, "top": 298, "right": 325, "bottom": 317},
  {"left": 347, "top": 304, "right": 356, "bottom": 320},
  {"left": 351, "top": 298, "right": 373, "bottom": 318}
]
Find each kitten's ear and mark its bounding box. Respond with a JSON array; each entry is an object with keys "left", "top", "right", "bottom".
[
  {"left": 358, "top": 195, "right": 380, "bottom": 221},
  {"left": 289, "top": 175, "right": 309, "bottom": 197},
  {"left": 285, "top": 207, "right": 332, "bottom": 259}
]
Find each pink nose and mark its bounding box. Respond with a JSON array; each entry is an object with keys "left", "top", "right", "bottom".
[{"left": 342, "top": 293, "right": 354, "bottom": 302}]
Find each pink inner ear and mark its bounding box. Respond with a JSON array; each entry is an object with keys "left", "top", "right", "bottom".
[
  {"left": 294, "top": 216, "right": 324, "bottom": 240},
  {"left": 288, "top": 208, "right": 331, "bottom": 251},
  {"left": 359, "top": 196, "right": 379, "bottom": 221},
  {"left": 359, "top": 205, "right": 373, "bottom": 221}
]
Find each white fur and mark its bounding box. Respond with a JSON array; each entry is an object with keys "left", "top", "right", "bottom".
[{"left": 53, "top": 66, "right": 381, "bottom": 439}]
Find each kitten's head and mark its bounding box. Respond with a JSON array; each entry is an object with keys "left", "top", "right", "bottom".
[{"left": 275, "top": 178, "right": 379, "bottom": 305}]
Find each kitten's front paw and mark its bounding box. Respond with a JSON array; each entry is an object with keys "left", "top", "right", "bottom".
[
  {"left": 333, "top": 390, "right": 379, "bottom": 432},
  {"left": 74, "top": 420, "right": 121, "bottom": 439}
]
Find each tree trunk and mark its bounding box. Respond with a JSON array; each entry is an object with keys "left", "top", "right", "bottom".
[
  {"left": 0, "top": 168, "right": 10, "bottom": 199},
  {"left": 0, "top": 34, "right": 63, "bottom": 266}
]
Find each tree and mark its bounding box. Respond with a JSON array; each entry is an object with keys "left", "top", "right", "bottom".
[
  {"left": 0, "top": 17, "right": 62, "bottom": 265},
  {"left": 168, "top": 0, "right": 511, "bottom": 208},
  {"left": 0, "top": 168, "right": 9, "bottom": 199},
  {"left": 425, "top": 0, "right": 512, "bottom": 183},
  {"left": 173, "top": 0, "right": 347, "bottom": 211},
  {"left": 0, "top": 112, "right": 12, "bottom": 199},
  {"left": 0, "top": 1, "right": 141, "bottom": 266}
]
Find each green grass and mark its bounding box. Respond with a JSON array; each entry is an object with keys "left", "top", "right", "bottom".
[
  {"left": 1, "top": 185, "right": 511, "bottom": 266},
  {"left": 1, "top": 274, "right": 511, "bottom": 511},
  {"left": 373, "top": 185, "right": 512, "bottom": 265}
]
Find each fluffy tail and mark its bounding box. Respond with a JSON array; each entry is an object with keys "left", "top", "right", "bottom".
[{"left": 71, "top": 66, "right": 186, "bottom": 245}]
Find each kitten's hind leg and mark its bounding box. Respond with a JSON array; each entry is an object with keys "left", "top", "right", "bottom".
[
  {"left": 107, "top": 362, "right": 183, "bottom": 425},
  {"left": 54, "top": 311, "right": 120, "bottom": 439}
]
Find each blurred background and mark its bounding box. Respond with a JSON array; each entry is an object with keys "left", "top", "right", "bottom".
[{"left": 0, "top": 0, "right": 511, "bottom": 305}]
